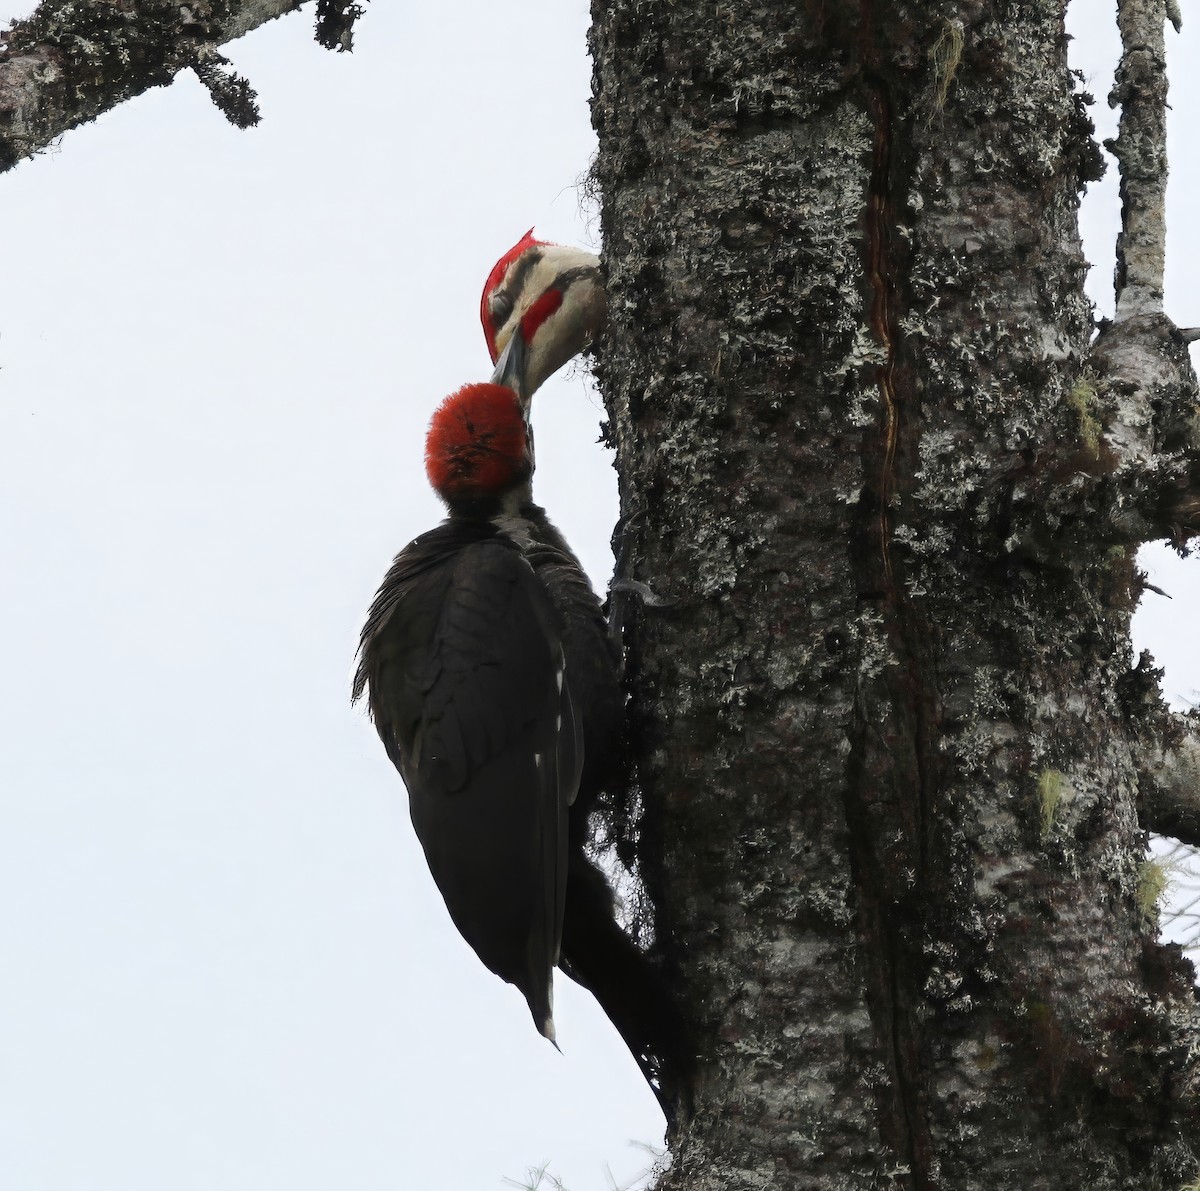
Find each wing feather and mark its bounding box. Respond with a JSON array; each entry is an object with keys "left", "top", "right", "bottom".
[{"left": 356, "top": 526, "right": 581, "bottom": 1036}]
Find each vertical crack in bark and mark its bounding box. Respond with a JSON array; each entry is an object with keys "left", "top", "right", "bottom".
[
  {"left": 867, "top": 81, "right": 900, "bottom": 599},
  {"left": 842, "top": 6, "right": 939, "bottom": 1187}
]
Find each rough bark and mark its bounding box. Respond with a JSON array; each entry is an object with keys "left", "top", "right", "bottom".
[
  {"left": 590, "top": 2, "right": 1200, "bottom": 1187},
  {"left": 0, "top": 0, "right": 312, "bottom": 172}
]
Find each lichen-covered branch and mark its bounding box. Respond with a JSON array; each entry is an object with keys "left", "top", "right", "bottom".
[
  {"left": 0, "top": 0, "right": 303, "bottom": 173},
  {"left": 1002, "top": 0, "right": 1200, "bottom": 555},
  {"left": 1128, "top": 681, "right": 1200, "bottom": 850},
  {"left": 1109, "top": 0, "right": 1170, "bottom": 320},
  {"left": 1024, "top": 3, "right": 1200, "bottom": 552},
  {"left": 1003, "top": 0, "right": 1200, "bottom": 554},
  {"left": 1082, "top": 312, "right": 1200, "bottom": 546},
  {"left": 1138, "top": 709, "right": 1200, "bottom": 846}
]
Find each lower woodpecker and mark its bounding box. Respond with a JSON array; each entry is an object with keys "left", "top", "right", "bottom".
[{"left": 353, "top": 382, "right": 681, "bottom": 1110}]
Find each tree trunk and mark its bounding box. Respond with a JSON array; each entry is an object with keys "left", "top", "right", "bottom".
[{"left": 590, "top": 2, "right": 1200, "bottom": 1187}]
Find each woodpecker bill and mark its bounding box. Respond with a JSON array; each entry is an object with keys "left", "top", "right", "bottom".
[
  {"left": 353, "top": 382, "right": 621, "bottom": 1044},
  {"left": 481, "top": 229, "right": 606, "bottom": 402}
]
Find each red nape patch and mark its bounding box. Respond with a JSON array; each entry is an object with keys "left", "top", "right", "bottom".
[
  {"left": 520, "top": 286, "right": 564, "bottom": 345},
  {"left": 425, "top": 383, "right": 529, "bottom": 499},
  {"left": 480, "top": 228, "right": 543, "bottom": 362}
]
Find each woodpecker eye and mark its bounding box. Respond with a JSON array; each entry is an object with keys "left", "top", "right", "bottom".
[{"left": 489, "top": 291, "right": 513, "bottom": 326}]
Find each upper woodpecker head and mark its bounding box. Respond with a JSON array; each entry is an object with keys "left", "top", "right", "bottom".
[
  {"left": 481, "top": 229, "right": 607, "bottom": 403},
  {"left": 425, "top": 382, "right": 532, "bottom": 512}
]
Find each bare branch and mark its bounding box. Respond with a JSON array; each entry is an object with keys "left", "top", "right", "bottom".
[
  {"left": 0, "top": 0, "right": 303, "bottom": 174},
  {"left": 1140, "top": 712, "right": 1200, "bottom": 847},
  {"left": 1108, "top": 0, "right": 1171, "bottom": 321}
]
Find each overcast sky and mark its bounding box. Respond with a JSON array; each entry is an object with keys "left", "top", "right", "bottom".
[{"left": 1, "top": 5, "right": 1197, "bottom": 1189}]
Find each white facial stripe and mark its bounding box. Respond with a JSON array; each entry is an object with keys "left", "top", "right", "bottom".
[{"left": 522, "top": 275, "right": 605, "bottom": 394}]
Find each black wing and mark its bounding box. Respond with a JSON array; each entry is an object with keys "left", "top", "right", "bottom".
[
  {"left": 356, "top": 527, "right": 582, "bottom": 1038},
  {"left": 525, "top": 532, "right": 624, "bottom": 805}
]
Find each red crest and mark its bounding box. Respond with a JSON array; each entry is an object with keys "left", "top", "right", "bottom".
[
  {"left": 425, "top": 383, "right": 528, "bottom": 498},
  {"left": 480, "top": 228, "right": 543, "bottom": 362}
]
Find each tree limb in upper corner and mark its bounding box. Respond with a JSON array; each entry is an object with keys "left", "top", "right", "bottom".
[{"left": 0, "top": 0, "right": 308, "bottom": 174}]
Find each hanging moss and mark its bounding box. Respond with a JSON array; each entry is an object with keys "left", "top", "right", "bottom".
[
  {"left": 1065, "top": 377, "right": 1102, "bottom": 454},
  {"left": 1038, "top": 768, "right": 1068, "bottom": 838},
  {"left": 929, "top": 19, "right": 965, "bottom": 112},
  {"left": 1136, "top": 858, "right": 1171, "bottom": 920}
]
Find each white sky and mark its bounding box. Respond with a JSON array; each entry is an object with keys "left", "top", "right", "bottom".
[{"left": 0, "top": 4, "right": 1196, "bottom": 1188}]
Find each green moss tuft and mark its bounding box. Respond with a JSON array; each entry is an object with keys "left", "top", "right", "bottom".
[
  {"left": 1066, "top": 378, "right": 1101, "bottom": 453},
  {"left": 1136, "top": 860, "right": 1171, "bottom": 920},
  {"left": 1037, "top": 769, "right": 1067, "bottom": 838}
]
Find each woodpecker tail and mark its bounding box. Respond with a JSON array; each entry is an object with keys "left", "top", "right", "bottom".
[
  {"left": 528, "top": 981, "right": 556, "bottom": 1047},
  {"left": 558, "top": 852, "right": 690, "bottom": 1123}
]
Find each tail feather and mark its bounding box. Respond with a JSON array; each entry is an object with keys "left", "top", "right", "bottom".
[{"left": 558, "top": 851, "right": 688, "bottom": 1120}]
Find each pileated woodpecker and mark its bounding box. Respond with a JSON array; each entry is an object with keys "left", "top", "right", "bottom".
[
  {"left": 481, "top": 229, "right": 606, "bottom": 401},
  {"left": 354, "top": 383, "right": 679, "bottom": 1107},
  {"left": 354, "top": 382, "right": 581, "bottom": 1040}
]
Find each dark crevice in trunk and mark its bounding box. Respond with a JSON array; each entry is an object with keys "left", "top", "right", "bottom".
[{"left": 842, "top": 39, "right": 940, "bottom": 1189}]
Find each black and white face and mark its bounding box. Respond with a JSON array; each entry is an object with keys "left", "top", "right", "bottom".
[{"left": 486, "top": 244, "right": 606, "bottom": 400}]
